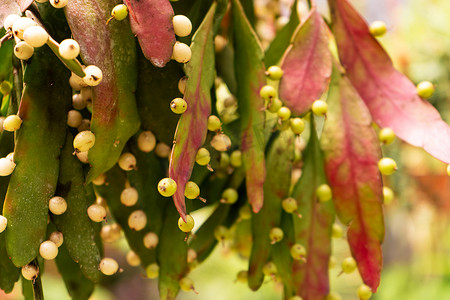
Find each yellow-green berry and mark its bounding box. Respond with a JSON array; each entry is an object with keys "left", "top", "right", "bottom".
[
  {"left": 416, "top": 81, "right": 435, "bottom": 99},
  {"left": 260, "top": 85, "right": 277, "bottom": 100},
  {"left": 383, "top": 187, "right": 394, "bottom": 204},
  {"left": 369, "top": 20, "right": 387, "bottom": 37},
  {"left": 379, "top": 128, "right": 395, "bottom": 145},
  {"left": 185, "top": 181, "right": 200, "bottom": 199},
  {"left": 316, "top": 184, "right": 332, "bottom": 202},
  {"left": 230, "top": 150, "right": 242, "bottom": 168},
  {"left": 269, "top": 227, "right": 284, "bottom": 244},
  {"left": 207, "top": 115, "right": 221, "bottom": 131},
  {"left": 195, "top": 148, "right": 211, "bottom": 165},
  {"left": 111, "top": 4, "right": 128, "bottom": 21},
  {"left": 290, "top": 244, "right": 306, "bottom": 260},
  {"left": 266, "top": 66, "right": 283, "bottom": 80},
  {"left": 170, "top": 97, "right": 187, "bottom": 114},
  {"left": 146, "top": 263, "right": 160, "bottom": 278},
  {"left": 378, "top": 157, "right": 397, "bottom": 175},
  {"left": 277, "top": 106, "right": 291, "bottom": 121},
  {"left": 341, "top": 257, "right": 357, "bottom": 274},
  {"left": 357, "top": 284, "right": 372, "bottom": 300},
  {"left": 221, "top": 188, "right": 238, "bottom": 204},
  {"left": 290, "top": 118, "right": 305, "bottom": 134},
  {"left": 157, "top": 178, "right": 177, "bottom": 197},
  {"left": 312, "top": 100, "right": 328, "bottom": 116},
  {"left": 178, "top": 215, "right": 195, "bottom": 233}
]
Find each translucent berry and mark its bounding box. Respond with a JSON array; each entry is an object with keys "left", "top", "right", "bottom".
[
  {"left": 290, "top": 118, "right": 305, "bottom": 135},
  {"left": 126, "top": 250, "right": 141, "bottom": 267},
  {"left": 266, "top": 66, "right": 283, "bottom": 81},
  {"left": 211, "top": 133, "right": 231, "bottom": 151},
  {"left": 14, "top": 41, "right": 34, "bottom": 60},
  {"left": 262, "top": 261, "right": 277, "bottom": 276},
  {"left": 277, "top": 106, "right": 291, "bottom": 121},
  {"left": 187, "top": 248, "right": 198, "bottom": 263},
  {"left": 357, "top": 284, "right": 372, "bottom": 300},
  {"left": 379, "top": 127, "right": 395, "bottom": 145},
  {"left": 92, "top": 173, "right": 106, "bottom": 186},
  {"left": 76, "top": 151, "right": 89, "bottom": 164},
  {"left": 87, "top": 204, "right": 107, "bottom": 222},
  {"left": 0, "top": 157, "right": 16, "bottom": 176},
  {"left": 260, "top": 85, "right": 277, "bottom": 100},
  {"left": 155, "top": 142, "right": 171, "bottom": 158},
  {"left": 236, "top": 270, "right": 248, "bottom": 283},
  {"left": 447, "top": 165, "right": 450, "bottom": 176},
  {"left": 3, "top": 115, "right": 22, "bottom": 132},
  {"left": 146, "top": 263, "right": 160, "bottom": 279},
  {"left": 312, "top": 100, "right": 328, "bottom": 116},
  {"left": 325, "top": 292, "right": 342, "bottom": 300},
  {"left": 100, "top": 224, "right": 122, "bottom": 243},
  {"left": 316, "top": 184, "right": 332, "bottom": 202},
  {"left": 178, "top": 215, "right": 195, "bottom": 233},
  {"left": 383, "top": 186, "right": 394, "bottom": 204},
  {"left": 50, "top": 0, "right": 69, "bottom": 8},
  {"left": 0, "top": 81, "right": 12, "bottom": 95},
  {"left": 378, "top": 157, "right": 397, "bottom": 175},
  {"left": 219, "top": 152, "right": 230, "bottom": 168},
  {"left": 207, "top": 115, "right": 221, "bottom": 131},
  {"left": 12, "top": 17, "right": 36, "bottom": 39},
  {"left": 120, "top": 187, "right": 139, "bottom": 206},
  {"left": 158, "top": 178, "right": 177, "bottom": 197},
  {"left": 179, "top": 277, "right": 196, "bottom": 292},
  {"left": 67, "top": 110, "right": 82, "bottom": 128},
  {"left": 185, "top": 181, "right": 200, "bottom": 199},
  {"left": 214, "top": 35, "right": 227, "bottom": 52},
  {"left": 48, "top": 196, "right": 67, "bottom": 215},
  {"left": 49, "top": 231, "right": 64, "bottom": 247},
  {"left": 172, "top": 15, "right": 192, "bottom": 37},
  {"left": 239, "top": 205, "right": 252, "bottom": 220},
  {"left": 137, "top": 131, "right": 156, "bottom": 152},
  {"left": 369, "top": 20, "right": 387, "bottom": 37},
  {"left": 69, "top": 73, "right": 87, "bottom": 91},
  {"left": 170, "top": 97, "right": 187, "bottom": 114},
  {"left": 269, "top": 227, "right": 284, "bottom": 244},
  {"left": 143, "top": 232, "right": 159, "bottom": 249},
  {"left": 118, "top": 153, "right": 137, "bottom": 171},
  {"left": 282, "top": 197, "right": 298, "bottom": 213},
  {"left": 221, "top": 188, "right": 238, "bottom": 204},
  {"left": 128, "top": 210, "right": 147, "bottom": 231},
  {"left": 99, "top": 258, "right": 119, "bottom": 275},
  {"left": 290, "top": 244, "right": 306, "bottom": 260},
  {"left": 178, "top": 76, "right": 187, "bottom": 94},
  {"left": 267, "top": 98, "right": 283, "bottom": 113},
  {"left": 172, "top": 42, "right": 191, "bottom": 63},
  {"left": 59, "top": 39, "right": 80, "bottom": 60},
  {"left": 341, "top": 257, "right": 357, "bottom": 274},
  {"left": 416, "top": 81, "right": 435, "bottom": 99},
  {"left": 21, "top": 264, "right": 39, "bottom": 280},
  {"left": 332, "top": 223, "right": 343, "bottom": 239},
  {"left": 111, "top": 4, "right": 128, "bottom": 21},
  {"left": 195, "top": 148, "right": 211, "bottom": 165},
  {"left": 83, "top": 65, "right": 103, "bottom": 86},
  {"left": 73, "top": 131, "right": 95, "bottom": 152},
  {"left": 230, "top": 150, "right": 242, "bottom": 168},
  {"left": 3, "top": 14, "right": 20, "bottom": 31},
  {"left": 289, "top": 296, "right": 304, "bottom": 300},
  {"left": 39, "top": 240, "right": 58, "bottom": 260},
  {"left": 214, "top": 225, "right": 230, "bottom": 242},
  {"left": 23, "top": 26, "right": 49, "bottom": 48},
  {"left": 0, "top": 215, "right": 7, "bottom": 233}
]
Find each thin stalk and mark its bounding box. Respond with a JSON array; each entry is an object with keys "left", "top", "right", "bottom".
[
  {"left": 47, "top": 37, "right": 86, "bottom": 77},
  {"left": 32, "top": 274, "right": 44, "bottom": 300}
]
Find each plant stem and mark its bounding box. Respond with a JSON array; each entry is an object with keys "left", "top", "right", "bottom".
[
  {"left": 47, "top": 37, "right": 86, "bottom": 78},
  {"left": 32, "top": 274, "right": 44, "bottom": 300}
]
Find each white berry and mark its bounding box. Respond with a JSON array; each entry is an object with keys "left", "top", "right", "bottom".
[
  {"left": 172, "top": 42, "right": 191, "bottom": 63},
  {"left": 128, "top": 210, "right": 147, "bottom": 231},
  {"left": 49, "top": 231, "right": 64, "bottom": 247},
  {"left": 23, "top": 26, "right": 49, "bottom": 48},
  {"left": 39, "top": 241, "right": 58, "bottom": 260},
  {"left": 14, "top": 41, "right": 34, "bottom": 60},
  {"left": 12, "top": 17, "right": 36, "bottom": 39},
  {"left": 87, "top": 204, "right": 107, "bottom": 222},
  {"left": 49, "top": 196, "right": 67, "bottom": 215},
  {"left": 172, "top": 15, "right": 192, "bottom": 37},
  {"left": 137, "top": 131, "right": 156, "bottom": 152},
  {"left": 73, "top": 130, "right": 95, "bottom": 152},
  {"left": 83, "top": 65, "right": 103, "bottom": 86},
  {"left": 120, "top": 187, "right": 139, "bottom": 206},
  {"left": 143, "top": 232, "right": 159, "bottom": 249},
  {"left": 0, "top": 157, "right": 16, "bottom": 176},
  {"left": 0, "top": 215, "right": 7, "bottom": 233},
  {"left": 99, "top": 258, "right": 119, "bottom": 275},
  {"left": 59, "top": 39, "right": 80, "bottom": 60},
  {"left": 3, "top": 14, "right": 20, "bottom": 31},
  {"left": 21, "top": 264, "right": 39, "bottom": 280},
  {"left": 67, "top": 109, "right": 82, "bottom": 128},
  {"left": 49, "top": 0, "right": 69, "bottom": 9},
  {"left": 118, "top": 153, "right": 137, "bottom": 171}
]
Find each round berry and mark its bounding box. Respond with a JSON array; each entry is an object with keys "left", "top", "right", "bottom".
[
  {"left": 100, "top": 224, "right": 122, "bottom": 243},
  {"left": 210, "top": 133, "right": 231, "bottom": 151},
  {"left": 146, "top": 263, "right": 160, "bottom": 279},
  {"left": 219, "top": 152, "right": 230, "bottom": 168},
  {"left": 23, "top": 26, "right": 48, "bottom": 48},
  {"left": 416, "top": 81, "right": 435, "bottom": 99},
  {"left": 14, "top": 41, "right": 34, "bottom": 60},
  {"left": 126, "top": 250, "right": 141, "bottom": 267},
  {"left": 80, "top": 87, "right": 92, "bottom": 101},
  {"left": 92, "top": 173, "right": 106, "bottom": 186},
  {"left": 67, "top": 109, "right": 83, "bottom": 128},
  {"left": 383, "top": 186, "right": 394, "bottom": 204},
  {"left": 120, "top": 187, "right": 139, "bottom": 206},
  {"left": 214, "top": 225, "right": 230, "bottom": 242},
  {"left": 118, "top": 152, "right": 137, "bottom": 171},
  {"left": 290, "top": 244, "right": 306, "bottom": 260},
  {"left": 21, "top": 264, "right": 39, "bottom": 280},
  {"left": 137, "top": 131, "right": 156, "bottom": 152},
  {"left": 325, "top": 292, "right": 342, "bottom": 300},
  {"left": 262, "top": 262, "right": 277, "bottom": 276},
  {"left": 49, "top": 196, "right": 67, "bottom": 215},
  {"left": 290, "top": 118, "right": 305, "bottom": 135},
  {"left": 312, "top": 100, "right": 328, "bottom": 116},
  {"left": 87, "top": 204, "right": 107, "bottom": 222},
  {"left": 178, "top": 76, "right": 187, "bottom": 94},
  {"left": 0, "top": 157, "right": 16, "bottom": 176},
  {"left": 12, "top": 17, "right": 36, "bottom": 39},
  {"left": 111, "top": 4, "right": 128, "bottom": 21},
  {"left": 143, "top": 232, "right": 159, "bottom": 249},
  {"left": 357, "top": 284, "right": 372, "bottom": 300},
  {"left": 83, "top": 65, "right": 103, "bottom": 86},
  {"left": 69, "top": 73, "right": 87, "bottom": 91},
  {"left": 155, "top": 142, "right": 171, "bottom": 158},
  {"left": 316, "top": 184, "right": 332, "bottom": 202},
  {"left": 50, "top": 0, "right": 69, "bottom": 8},
  {"left": 379, "top": 127, "right": 395, "bottom": 145},
  {"left": 187, "top": 248, "right": 198, "bottom": 263},
  {"left": 59, "top": 39, "right": 80, "bottom": 60},
  {"left": 185, "top": 181, "right": 200, "bottom": 199},
  {"left": 158, "top": 178, "right": 177, "bottom": 197},
  {"left": 239, "top": 205, "right": 252, "bottom": 220},
  {"left": 0, "top": 215, "right": 7, "bottom": 233},
  {"left": 3, "top": 115, "right": 22, "bottom": 132},
  {"left": 179, "top": 277, "right": 196, "bottom": 292},
  {"left": 277, "top": 106, "right": 291, "bottom": 121},
  {"left": 3, "top": 14, "right": 20, "bottom": 31},
  {"left": 341, "top": 257, "right": 357, "bottom": 274},
  {"left": 195, "top": 148, "right": 211, "bottom": 165},
  {"left": 172, "top": 15, "right": 192, "bottom": 37},
  {"left": 269, "top": 227, "right": 284, "bottom": 244},
  {"left": 73, "top": 130, "right": 95, "bottom": 152},
  {"left": 267, "top": 98, "right": 283, "bottom": 113},
  {"left": 0, "top": 81, "right": 12, "bottom": 95},
  {"left": 99, "top": 258, "right": 119, "bottom": 275},
  {"left": 178, "top": 215, "right": 195, "bottom": 233},
  {"left": 76, "top": 151, "right": 89, "bottom": 164},
  {"left": 221, "top": 188, "right": 238, "bottom": 204},
  {"left": 236, "top": 270, "right": 248, "bottom": 283},
  {"left": 260, "top": 85, "right": 277, "bottom": 100},
  {"left": 332, "top": 223, "right": 343, "bottom": 239},
  {"left": 214, "top": 35, "right": 227, "bottom": 52},
  {"left": 230, "top": 150, "right": 242, "bottom": 168},
  {"left": 77, "top": 119, "right": 91, "bottom": 132},
  {"left": 39, "top": 240, "right": 58, "bottom": 260},
  {"left": 49, "top": 231, "right": 64, "bottom": 247},
  {"left": 266, "top": 66, "right": 283, "bottom": 80},
  {"left": 378, "top": 157, "right": 397, "bottom": 175},
  {"left": 170, "top": 97, "right": 187, "bottom": 114},
  {"left": 207, "top": 115, "right": 221, "bottom": 131},
  {"left": 128, "top": 210, "right": 147, "bottom": 231},
  {"left": 369, "top": 20, "right": 387, "bottom": 37},
  {"left": 282, "top": 197, "right": 298, "bottom": 213},
  {"left": 172, "top": 42, "right": 191, "bottom": 63}
]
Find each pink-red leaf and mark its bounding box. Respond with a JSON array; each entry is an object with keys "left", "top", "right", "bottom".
[
  {"left": 126, "top": 0, "right": 176, "bottom": 67},
  {"left": 291, "top": 126, "right": 334, "bottom": 300},
  {"left": 169, "top": 4, "right": 216, "bottom": 221},
  {"left": 321, "top": 66, "right": 384, "bottom": 291},
  {"left": 329, "top": 0, "right": 450, "bottom": 164},
  {"left": 279, "top": 6, "right": 332, "bottom": 115}
]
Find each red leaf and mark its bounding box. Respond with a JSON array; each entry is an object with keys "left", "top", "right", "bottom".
[
  {"left": 168, "top": 4, "right": 216, "bottom": 220},
  {"left": 126, "top": 0, "right": 176, "bottom": 67},
  {"left": 329, "top": 0, "right": 450, "bottom": 164},
  {"left": 279, "top": 6, "right": 332, "bottom": 115},
  {"left": 321, "top": 66, "right": 384, "bottom": 291}
]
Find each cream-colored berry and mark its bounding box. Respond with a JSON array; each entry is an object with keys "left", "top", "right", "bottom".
[
  {"left": 155, "top": 142, "right": 171, "bottom": 158},
  {"left": 99, "top": 258, "right": 119, "bottom": 275},
  {"left": 3, "top": 14, "right": 20, "bottom": 31},
  {"left": 172, "top": 15, "right": 192, "bottom": 37},
  {"left": 14, "top": 41, "right": 34, "bottom": 60},
  {"left": 39, "top": 240, "right": 58, "bottom": 260},
  {"left": 143, "top": 232, "right": 159, "bottom": 249},
  {"left": 59, "top": 39, "right": 80, "bottom": 60},
  {"left": 128, "top": 210, "right": 147, "bottom": 231},
  {"left": 126, "top": 250, "right": 141, "bottom": 267},
  {"left": 210, "top": 133, "right": 231, "bottom": 152},
  {"left": 72, "top": 93, "right": 87, "bottom": 110},
  {"left": 50, "top": 0, "right": 69, "bottom": 8},
  {"left": 23, "top": 26, "right": 48, "bottom": 48},
  {"left": 0, "top": 157, "right": 16, "bottom": 176},
  {"left": 83, "top": 65, "right": 103, "bottom": 86},
  {"left": 87, "top": 204, "right": 107, "bottom": 222},
  {"left": 137, "top": 131, "right": 156, "bottom": 152},
  {"left": 0, "top": 215, "right": 7, "bottom": 233},
  {"left": 49, "top": 196, "right": 67, "bottom": 215},
  {"left": 92, "top": 173, "right": 106, "bottom": 186},
  {"left": 80, "top": 87, "right": 92, "bottom": 101},
  {"left": 67, "top": 110, "right": 83, "bottom": 128},
  {"left": 12, "top": 17, "right": 36, "bottom": 39},
  {"left": 49, "top": 231, "right": 64, "bottom": 247},
  {"left": 100, "top": 223, "right": 122, "bottom": 242},
  {"left": 187, "top": 248, "right": 197, "bottom": 263},
  {"left": 69, "top": 73, "right": 87, "bottom": 90},
  {"left": 120, "top": 187, "right": 139, "bottom": 206},
  {"left": 178, "top": 76, "right": 187, "bottom": 94},
  {"left": 118, "top": 153, "right": 137, "bottom": 171},
  {"left": 172, "top": 42, "right": 192, "bottom": 63},
  {"left": 77, "top": 119, "right": 91, "bottom": 132},
  {"left": 3, "top": 115, "right": 22, "bottom": 132},
  {"left": 21, "top": 264, "right": 39, "bottom": 280},
  {"left": 73, "top": 130, "right": 95, "bottom": 152},
  {"left": 76, "top": 151, "right": 89, "bottom": 164}
]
